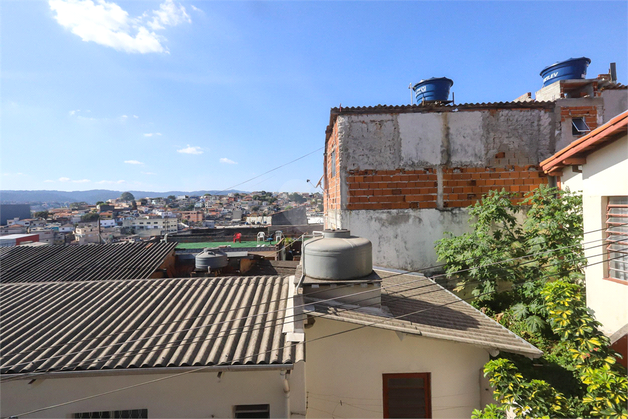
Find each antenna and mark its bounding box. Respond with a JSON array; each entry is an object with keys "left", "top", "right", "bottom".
[{"left": 408, "top": 83, "right": 414, "bottom": 105}]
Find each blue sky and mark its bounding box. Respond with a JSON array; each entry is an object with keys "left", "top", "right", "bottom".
[{"left": 2, "top": 1, "right": 627, "bottom": 193}]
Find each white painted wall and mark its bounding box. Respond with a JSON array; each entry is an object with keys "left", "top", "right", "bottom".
[
  {"left": 1, "top": 365, "right": 306, "bottom": 419},
  {"left": 580, "top": 135, "right": 628, "bottom": 334},
  {"left": 305, "top": 318, "right": 491, "bottom": 418}
]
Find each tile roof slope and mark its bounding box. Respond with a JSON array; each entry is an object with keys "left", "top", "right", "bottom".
[
  {"left": 1, "top": 276, "right": 302, "bottom": 374},
  {"left": 0, "top": 242, "right": 177, "bottom": 283},
  {"left": 304, "top": 270, "right": 542, "bottom": 358}
]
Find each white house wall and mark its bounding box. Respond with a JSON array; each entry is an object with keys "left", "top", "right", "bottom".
[
  {"left": 305, "top": 318, "right": 491, "bottom": 418},
  {"left": 581, "top": 135, "right": 628, "bottom": 334},
  {"left": 1, "top": 365, "right": 306, "bottom": 419}
]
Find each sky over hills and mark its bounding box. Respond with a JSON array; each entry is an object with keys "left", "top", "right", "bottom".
[{"left": 2, "top": 1, "right": 627, "bottom": 193}]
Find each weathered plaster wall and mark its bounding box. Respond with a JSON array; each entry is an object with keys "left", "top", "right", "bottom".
[
  {"left": 581, "top": 135, "right": 628, "bottom": 335},
  {"left": 1, "top": 364, "right": 307, "bottom": 419},
  {"left": 339, "top": 208, "right": 470, "bottom": 271},
  {"left": 601, "top": 89, "right": 628, "bottom": 122},
  {"left": 305, "top": 318, "right": 491, "bottom": 418}
]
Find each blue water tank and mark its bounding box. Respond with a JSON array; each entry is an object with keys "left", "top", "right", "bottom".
[
  {"left": 540, "top": 57, "right": 591, "bottom": 87},
  {"left": 412, "top": 77, "right": 454, "bottom": 103}
]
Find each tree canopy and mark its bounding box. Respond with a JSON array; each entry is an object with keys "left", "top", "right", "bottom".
[
  {"left": 120, "top": 192, "right": 135, "bottom": 202},
  {"left": 436, "top": 186, "right": 627, "bottom": 418}
]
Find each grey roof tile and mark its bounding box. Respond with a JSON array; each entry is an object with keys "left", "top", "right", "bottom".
[
  {"left": 1, "top": 276, "right": 303, "bottom": 374},
  {"left": 304, "top": 269, "right": 542, "bottom": 358}
]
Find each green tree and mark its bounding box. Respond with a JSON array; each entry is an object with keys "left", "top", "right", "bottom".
[
  {"left": 81, "top": 212, "right": 99, "bottom": 223},
  {"left": 34, "top": 211, "right": 49, "bottom": 219},
  {"left": 288, "top": 193, "right": 307, "bottom": 204},
  {"left": 96, "top": 201, "right": 105, "bottom": 206},
  {"left": 167, "top": 195, "right": 176, "bottom": 200},
  {"left": 436, "top": 186, "right": 627, "bottom": 418},
  {"left": 120, "top": 192, "right": 135, "bottom": 202}
]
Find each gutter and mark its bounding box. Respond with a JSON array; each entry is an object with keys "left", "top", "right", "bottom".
[{"left": 3, "top": 364, "right": 294, "bottom": 381}]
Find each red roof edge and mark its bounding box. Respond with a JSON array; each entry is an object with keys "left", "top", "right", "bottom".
[{"left": 541, "top": 111, "right": 628, "bottom": 173}]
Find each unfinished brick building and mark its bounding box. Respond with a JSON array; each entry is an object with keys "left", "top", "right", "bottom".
[{"left": 323, "top": 71, "right": 626, "bottom": 272}]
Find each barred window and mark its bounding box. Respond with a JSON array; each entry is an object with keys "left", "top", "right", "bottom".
[
  {"left": 234, "top": 404, "right": 270, "bottom": 419},
  {"left": 607, "top": 197, "right": 628, "bottom": 282},
  {"left": 73, "top": 409, "right": 147, "bottom": 418}
]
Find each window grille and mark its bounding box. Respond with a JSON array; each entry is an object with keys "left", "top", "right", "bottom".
[
  {"left": 73, "top": 409, "right": 147, "bottom": 418},
  {"left": 383, "top": 373, "right": 431, "bottom": 418},
  {"left": 606, "top": 196, "right": 628, "bottom": 282},
  {"left": 234, "top": 404, "right": 270, "bottom": 419}
]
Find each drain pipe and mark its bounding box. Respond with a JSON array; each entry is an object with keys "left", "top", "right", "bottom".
[{"left": 281, "top": 370, "right": 290, "bottom": 418}]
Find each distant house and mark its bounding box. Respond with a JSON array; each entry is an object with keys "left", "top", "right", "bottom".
[{"left": 541, "top": 111, "right": 627, "bottom": 363}]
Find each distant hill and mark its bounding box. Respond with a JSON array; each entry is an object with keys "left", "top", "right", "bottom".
[{"left": 0, "top": 189, "right": 247, "bottom": 204}]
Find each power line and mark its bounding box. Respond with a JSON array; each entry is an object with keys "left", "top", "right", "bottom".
[
  {"left": 1, "top": 246, "right": 617, "bottom": 376},
  {"left": 4, "top": 253, "right": 621, "bottom": 419},
  {"left": 0, "top": 231, "right": 616, "bottom": 365},
  {"left": 213, "top": 147, "right": 324, "bottom": 194}
]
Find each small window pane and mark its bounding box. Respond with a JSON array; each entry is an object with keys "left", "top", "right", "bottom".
[
  {"left": 606, "top": 196, "right": 628, "bottom": 282},
  {"left": 572, "top": 118, "right": 590, "bottom": 135}
]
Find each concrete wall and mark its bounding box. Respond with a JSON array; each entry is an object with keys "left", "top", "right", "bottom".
[
  {"left": 601, "top": 89, "right": 628, "bottom": 122},
  {"left": 580, "top": 135, "right": 628, "bottom": 335},
  {"left": 305, "top": 318, "right": 490, "bottom": 418},
  {"left": 1, "top": 365, "right": 306, "bottom": 419},
  {"left": 326, "top": 108, "right": 553, "bottom": 270}
]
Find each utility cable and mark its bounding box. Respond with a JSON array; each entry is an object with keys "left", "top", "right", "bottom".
[
  {"left": 1, "top": 245, "right": 618, "bottom": 376},
  {"left": 1, "top": 230, "right": 619, "bottom": 364},
  {"left": 3, "top": 253, "right": 621, "bottom": 419}
]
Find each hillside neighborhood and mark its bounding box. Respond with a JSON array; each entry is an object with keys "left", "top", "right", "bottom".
[{"left": 1, "top": 50, "right": 627, "bottom": 419}]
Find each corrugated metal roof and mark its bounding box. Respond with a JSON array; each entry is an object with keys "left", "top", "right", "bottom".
[
  {"left": 304, "top": 270, "right": 543, "bottom": 358},
  {"left": 0, "top": 242, "right": 177, "bottom": 283},
  {"left": 1, "top": 276, "right": 302, "bottom": 375}
]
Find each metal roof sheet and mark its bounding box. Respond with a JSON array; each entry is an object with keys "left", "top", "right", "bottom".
[
  {"left": 0, "top": 242, "right": 177, "bottom": 283},
  {"left": 304, "top": 270, "right": 543, "bottom": 358},
  {"left": 1, "top": 276, "right": 302, "bottom": 375}
]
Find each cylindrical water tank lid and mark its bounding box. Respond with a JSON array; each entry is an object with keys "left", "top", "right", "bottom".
[
  {"left": 304, "top": 229, "right": 372, "bottom": 280},
  {"left": 412, "top": 77, "right": 454, "bottom": 102},
  {"left": 540, "top": 57, "right": 591, "bottom": 87}
]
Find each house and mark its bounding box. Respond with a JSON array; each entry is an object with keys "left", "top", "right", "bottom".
[
  {"left": 0, "top": 231, "right": 542, "bottom": 418},
  {"left": 324, "top": 66, "right": 626, "bottom": 272},
  {"left": 0, "top": 276, "right": 305, "bottom": 419},
  {"left": 540, "top": 111, "right": 627, "bottom": 362}
]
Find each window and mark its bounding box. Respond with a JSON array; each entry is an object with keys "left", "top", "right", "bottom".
[
  {"left": 73, "top": 409, "right": 147, "bottom": 418},
  {"left": 607, "top": 197, "right": 628, "bottom": 282},
  {"left": 233, "top": 404, "right": 270, "bottom": 419},
  {"left": 572, "top": 117, "right": 591, "bottom": 136},
  {"left": 330, "top": 150, "right": 336, "bottom": 178},
  {"left": 383, "top": 373, "right": 431, "bottom": 418}
]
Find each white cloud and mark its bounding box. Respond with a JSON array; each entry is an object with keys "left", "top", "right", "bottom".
[
  {"left": 142, "top": 171, "right": 157, "bottom": 175},
  {"left": 220, "top": 157, "right": 237, "bottom": 164},
  {"left": 133, "top": 115, "right": 139, "bottom": 118},
  {"left": 44, "top": 179, "right": 55, "bottom": 183},
  {"left": 124, "top": 160, "right": 144, "bottom": 165},
  {"left": 121, "top": 114, "right": 128, "bottom": 119},
  {"left": 190, "top": 5, "right": 203, "bottom": 14},
  {"left": 48, "top": 0, "right": 192, "bottom": 54},
  {"left": 72, "top": 179, "right": 91, "bottom": 183},
  {"left": 143, "top": 132, "right": 162, "bottom": 137},
  {"left": 97, "top": 179, "right": 125, "bottom": 184},
  {"left": 148, "top": 0, "right": 191, "bottom": 30},
  {"left": 177, "top": 145, "right": 203, "bottom": 155},
  {"left": 59, "top": 177, "right": 70, "bottom": 182},
  {"left": 69, "top": 109, "right": 80, "bottom": 115}
]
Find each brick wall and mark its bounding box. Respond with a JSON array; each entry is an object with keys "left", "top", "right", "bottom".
[
  {"left": 324, "top": 123, "right": 341, "bottom": 213},
  {"left": 343, "top": 165, "right": 547, "bottom": 211},
  {"left": 560, "top": 105, "right": 598, "bottom": 130},
  {"left": 442, "top": 166, "right": 547, "bottom": 207}
]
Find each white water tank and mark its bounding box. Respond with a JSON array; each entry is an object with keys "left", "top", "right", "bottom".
[{"left": 303, "top": 229, "right": 372, "bottom": 280}]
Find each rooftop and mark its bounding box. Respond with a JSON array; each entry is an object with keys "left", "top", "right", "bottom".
[
  {"left": 303, "top": 269, "right": 543, "bottom": 358},
  {"left": 0, "top": 276, "right": 303, "bottom": 375},
  {"left": 0, "top": 242, "right": 177, "bottom": 283}
]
